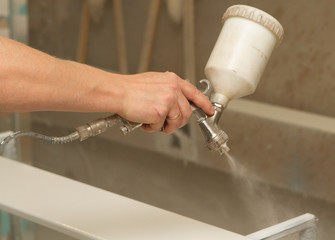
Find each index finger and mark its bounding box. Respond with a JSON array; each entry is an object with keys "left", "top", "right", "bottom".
[{"left": 178, "top": 79, "right": 215, "bottom": 116}]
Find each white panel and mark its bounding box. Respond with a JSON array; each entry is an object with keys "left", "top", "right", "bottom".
[{"left": 0, "top": 156, "right": 249, "bottom": 240}]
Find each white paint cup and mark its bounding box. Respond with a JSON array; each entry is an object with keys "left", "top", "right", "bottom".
[{"left": 205, "top": 5, "right": 284, "bottom": 107}]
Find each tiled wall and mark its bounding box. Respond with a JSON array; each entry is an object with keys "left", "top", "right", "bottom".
[{"left": 28, "top": 0, "right": 335, "bottom": 238}]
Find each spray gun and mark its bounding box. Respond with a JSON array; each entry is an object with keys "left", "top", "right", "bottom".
[
  {"left": 190, "top": 5, "right": 284, "bottom": 155},
  {"left": 0, "top": 5, "right": 283, "bottom": 155}
]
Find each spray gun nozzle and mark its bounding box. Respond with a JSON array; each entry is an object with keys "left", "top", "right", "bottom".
[{"left": 222, "top": 142, "right": 230, "bottom": 153}]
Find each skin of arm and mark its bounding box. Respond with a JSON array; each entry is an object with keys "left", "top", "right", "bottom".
[{"left": 0, "top": 36, "right": 214, "bottom": 134}]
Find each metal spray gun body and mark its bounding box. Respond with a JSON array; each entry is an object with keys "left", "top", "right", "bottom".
[{"left": 191, "top": 79, "right": 229, "bottom": 155}]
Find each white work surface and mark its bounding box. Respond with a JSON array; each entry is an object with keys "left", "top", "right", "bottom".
[{"left": 0, "top": 156, "right": 249, "bottom": 240}]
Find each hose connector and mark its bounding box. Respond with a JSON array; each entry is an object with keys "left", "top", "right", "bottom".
[{"left": 75, "top": 115, "right": 142, "bottom": 141}]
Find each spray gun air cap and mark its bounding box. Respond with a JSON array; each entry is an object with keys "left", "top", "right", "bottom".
[
  {"left": 218, "top": 143, "right": 230, "bottom": 155},
  {"left": 206, "top": 129, "right": 229, "bottom": 155}
]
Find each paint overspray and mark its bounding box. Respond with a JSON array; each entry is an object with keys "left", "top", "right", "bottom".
[{"left": 222, "top": 151, "right": 289, "bottom": 225}]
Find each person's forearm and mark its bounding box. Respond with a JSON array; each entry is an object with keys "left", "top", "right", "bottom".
[
  {"left": 0, "top": 36, "right": 123, "bottom": 113},
  {"left": 0, "top": 36, "right": 214, "bottom": 134}
]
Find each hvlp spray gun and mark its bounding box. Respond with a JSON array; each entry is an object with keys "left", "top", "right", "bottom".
[
  {"left": 0, "top": 5, "right": 284, "bottom": 155},
  {"left": 188, "top": 5, "right": 284, "bottom": 155}
]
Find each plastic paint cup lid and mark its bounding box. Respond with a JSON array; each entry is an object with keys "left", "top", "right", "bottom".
[{"left": 222, "top": 5, "right": 284, "bottom": 45}]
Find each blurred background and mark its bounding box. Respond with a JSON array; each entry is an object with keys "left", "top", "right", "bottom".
[{"left": 1, "top": 0, "right": 335, "bottom": 239}]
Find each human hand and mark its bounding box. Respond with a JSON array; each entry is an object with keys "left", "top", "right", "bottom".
[{"left": 116, "top": 72, "right": 214, "bottom": 134}]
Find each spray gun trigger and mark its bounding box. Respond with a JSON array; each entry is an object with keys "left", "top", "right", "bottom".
[{"left": 199, "top": 79, "right": 212, "bottom": 97}]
